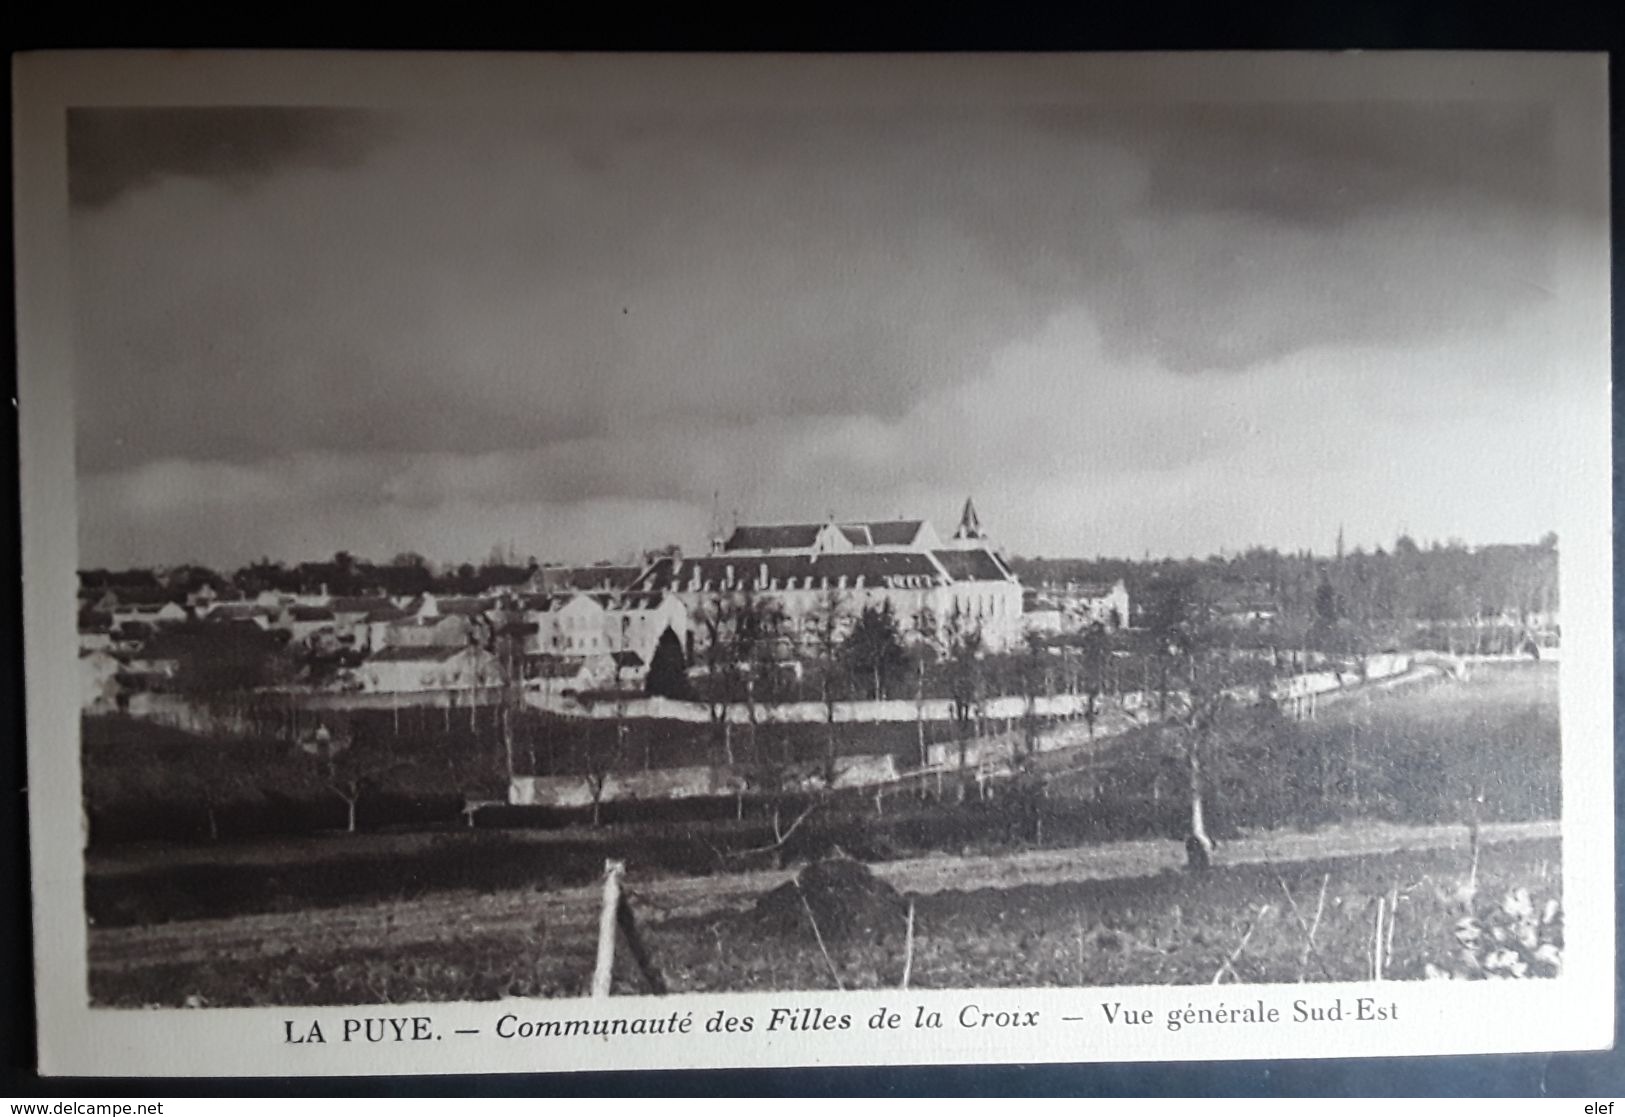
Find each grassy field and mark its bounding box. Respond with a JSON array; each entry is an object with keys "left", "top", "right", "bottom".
[
  {"left": 86, "top": 662, "right": 1560, "bottom": 928},
  {"left": 1056, "top": 661, "right": 1559, "bottom": 832},
  {"left": 89, "top": 836, "right": 1561, "bottom": 1005},
  {"left": 83, "top": 662, "right": 1564, "bottom": 1005},
  {"left": 82, "top": 707, "right": 979, "bottom": 843}
]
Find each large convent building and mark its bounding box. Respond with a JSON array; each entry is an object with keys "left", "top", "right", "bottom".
[{"left": 626, "top": 499, "right": 1024, "bottom": 652}]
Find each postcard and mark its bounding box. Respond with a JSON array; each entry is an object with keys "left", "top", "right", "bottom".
[{"left": 14, "top": 50, "right": 1612, "bottom": 1077}]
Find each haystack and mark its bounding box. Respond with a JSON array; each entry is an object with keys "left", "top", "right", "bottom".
[{"left": 753, "top": 858, "right": 908, "bottom": 942}]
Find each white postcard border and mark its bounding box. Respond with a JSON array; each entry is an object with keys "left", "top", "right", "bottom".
[{"left": 15, "top": 50, "right": 1614, "bottom": 1078}]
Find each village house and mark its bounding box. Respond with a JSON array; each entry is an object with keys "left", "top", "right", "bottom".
[
  {"left": 326, "top": 596, "right": 409, "bottom": 653},
  {"left": 117, "top": 650, "right": 180, "bottom": 692},
  {"left": 200, "top": 601, "right": 277, "bottom": 629},
  {"left": 1060, "top": 579, "right": 1131, "bottom": 630},
  {"left": 353, "top": 644, "right": 502, "bottom": 694},
  {"left": 384, "top": 593, "right": 493, "bottom": 649},
  {"left": 526, "top": 593, "right": 613, "bottom": 656},
  {"left": 603, "top": 591, "right": 689, "bottom": 665},
  {"left": 525, "top": 564, "right": 643, "bottom": 594},
  {"left": 279, "top": 604, "right": 337, "bottom": 647},
  {"left": 79, "top": 649, "right": 122, "bottom": 712},
  {"left": 77, "top": 609, "right": 115, "bottom": 653},
  {"left": 110, "top": 599, "right": 190, "bottom": 632},
  {"left": 530, "top": 651, "right": 640, "bottom": 695},
  {"left": 1021, "top": 590, "right": 1066, "bottom": 637}
]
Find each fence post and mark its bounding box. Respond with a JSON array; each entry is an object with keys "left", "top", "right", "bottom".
[
  {"left": 591, "top": 859, "right": 625, "bottom": 998},
  {"left": 615, "top": 892, "right": 669, "bottom": 994}
]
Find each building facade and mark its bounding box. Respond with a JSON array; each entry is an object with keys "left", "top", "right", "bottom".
[{"left": 626, "top": 499, "right": 1024, "bottom": 653}]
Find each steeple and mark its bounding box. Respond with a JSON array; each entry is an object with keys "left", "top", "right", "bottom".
[
  {"left": 954, "top": 496, "right": 984, "bottom": 541},
  {"left": 708, "top": 490, "right": 726, "bottom": 555}
]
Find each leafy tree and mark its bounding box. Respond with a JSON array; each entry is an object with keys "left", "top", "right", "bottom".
[{"left": 842, "top": 601, "right": 908, "bottom": 701}]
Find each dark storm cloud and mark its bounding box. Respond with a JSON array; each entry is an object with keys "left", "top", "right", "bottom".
[
  {"left": 1130, "top": 103, "right": 1555, "bottom": 227},
  {"left": 68, "top": 107, "right": 389, "bottom": 209},
  {"left": 71, "top": 106, "right": 1137, "bottom": 474},
  {"left": 68, "top": 94, "right": 1589, "bottom": 567},
  {"left": 1047, "top": 102, "right": 1562, "bottom": 373}
]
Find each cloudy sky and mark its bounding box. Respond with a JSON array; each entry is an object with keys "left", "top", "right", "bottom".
[{"left": 67, "top": 93, "right": 1600, "bottom": 568}]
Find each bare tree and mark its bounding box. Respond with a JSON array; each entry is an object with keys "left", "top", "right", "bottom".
[
  {"left": 943, "top": 600, "right": 986, "bottom": 793},
  {"left": 693, "top": 588, "right": 738, "bottom": 766},
  {"left": 1018, "top": 630, "right": 1049, "bottom": 757},
  {"left": 806, "top": 586, "right": 848, "bottom": 786},
  {"left": 1150, "top": 581, "right": 1282, "bottom": 869},
  {"left": 1079, "top": 622, "right": 1107, "bottom": 737},
  {"left": 296, "top": 728, "right": 407, "bottom": 835},
  {"left": 910, "top": 604, "right": 940, "bottom": 769},
  {"left": 582, "top": 720, "right": 624, "bottom": 828},
  {"left": 730, "top": 585, "right": 787, "bottom": 767}
]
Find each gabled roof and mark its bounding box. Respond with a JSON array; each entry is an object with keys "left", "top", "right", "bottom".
[
  {"left": 723, "top": 523, "right": 825, "bottom": 552},
  {"left": 367, "top": 645, "right": 477, "bottom": 664},
  {"left": 432, "top": 596, "right": 494, "bottom": 617},
  {"left": 287, "top": 605, "right": 335, "bottom": 622},
  {"left": 931, "top": 549, "right": 1014, "bottom": 583},
  {"left": 532, "top": 565, "right": 644, "bottom": 592},
  {"left": 862, "top": 520, "right": 926, "bottom": 547},
  {"left": 207, "top": 602, "right": 277, "bottom": 621},
  {"left": 727, "top": 519, "right": 927, "bottom": 552}
]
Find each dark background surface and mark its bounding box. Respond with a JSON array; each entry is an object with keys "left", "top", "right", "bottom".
[{"left": 4, "top": 2, "right": 1622, "bottom": 1097}]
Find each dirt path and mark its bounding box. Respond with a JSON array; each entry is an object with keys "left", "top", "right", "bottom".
[{"left": 88, "top": 818, "right": 1557, "bottom": 974}]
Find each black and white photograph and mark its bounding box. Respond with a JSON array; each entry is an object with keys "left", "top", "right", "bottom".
[{"left": 15, "top": 51, "right": 1613, "bottom": 1076}]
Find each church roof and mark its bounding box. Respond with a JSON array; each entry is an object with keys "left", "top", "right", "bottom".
[
  {"left": 932, "top": 549, "right": 1013, "bottom": 583},
  {"left": 726, "top": 518, "right": 926, "bottom": 552},
  {"left": 863, "top": 520, "right": 926, "bottom": 546},
  {"left": 723, "top": 523, "right": 825, "bottom": 551}
]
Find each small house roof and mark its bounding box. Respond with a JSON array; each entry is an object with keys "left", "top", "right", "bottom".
[
  {"left": 434, "top": 596, "right": 494, "bottom": 616},
  {"left": 367, "top": 645, "right": 473, "bottom": 664}
]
